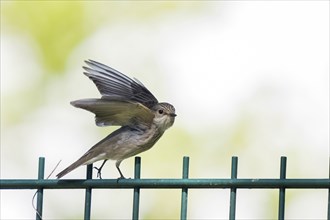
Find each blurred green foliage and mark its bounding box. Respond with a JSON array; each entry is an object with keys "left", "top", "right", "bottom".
[
  {"left": 2, "top": 1, "right": 90, "bottom": 73},
  {"left": 1, "top": 1, "right": 201, "bottom": 73},
  {"left": 2, "top": 1, "right": 324, "bottom": 219},
  {"left": 1, "top": 1, "right": 199, "bottom": 127}
]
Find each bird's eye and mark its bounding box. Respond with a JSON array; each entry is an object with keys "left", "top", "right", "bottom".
[{"left": 158, "top": 109, "right": 164, "bottom": 114}]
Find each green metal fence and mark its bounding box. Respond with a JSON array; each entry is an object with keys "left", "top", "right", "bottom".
[{"left": 1, "top": 156, "right": 329, "bottom": 220}]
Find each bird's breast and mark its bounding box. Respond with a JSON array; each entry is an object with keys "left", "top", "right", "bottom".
[{"left": 133, "top": 125, "right": 163, "bottom": 148}]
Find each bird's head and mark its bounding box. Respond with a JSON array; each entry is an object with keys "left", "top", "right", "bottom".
[{"left": 152, "top": 102, "right": 176, "bottom": 132}]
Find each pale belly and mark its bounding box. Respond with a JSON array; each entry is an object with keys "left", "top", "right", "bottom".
[{"left": 85, "top": 126, "right": 164, "bottom": 162}]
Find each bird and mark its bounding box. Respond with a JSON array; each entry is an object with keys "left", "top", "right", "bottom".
[{"left": 56, "top": 60, "right": 176, "bottom": 179}]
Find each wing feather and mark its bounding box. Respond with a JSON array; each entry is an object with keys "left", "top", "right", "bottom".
[
  {"left": 71, "top": 98, "right": 154, "bottom": 127},
  {"left": 83, "top": 60, "right": 158, "bottom": 108}
]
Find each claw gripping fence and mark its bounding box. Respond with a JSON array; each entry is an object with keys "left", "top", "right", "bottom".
[{"left": 1, "top": 156, "right": 329, "bottom": 220}]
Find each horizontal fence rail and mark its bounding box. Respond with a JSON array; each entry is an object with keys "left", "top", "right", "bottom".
[
  {"left": 0, "top": 156, "right": 329, "bottom": 220},
  {"left": 1, "top": 178, "right": 329, "bottom": 189}
]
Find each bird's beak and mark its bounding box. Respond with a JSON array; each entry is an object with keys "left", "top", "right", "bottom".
[{"left": 169, "top": 113, "right": 177, "bottom": 117}]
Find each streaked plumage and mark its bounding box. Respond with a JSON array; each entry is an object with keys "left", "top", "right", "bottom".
[{"left": 56, "top": 60, "right": 176, "bottom": 179}]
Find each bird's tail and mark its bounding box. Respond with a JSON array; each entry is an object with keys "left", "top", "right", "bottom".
[
  {"left": 56, "top": 131, "right": 112, "bottom": 178},
  {"left": 56, "top": 159, "right": 86, "bottom": 179},
  {"left": 56, "top": 147, "right": 106, "bottom": 179}
]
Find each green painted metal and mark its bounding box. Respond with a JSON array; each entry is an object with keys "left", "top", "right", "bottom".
[
  {"left": 328, "top": 189, "right": 330, "bottom": 220},
  {"left": 132, "top": 157, "right": 141, "bottom": 220},
  {"left": 180, "top": 156, "right": 189, "bottom": 220},
  {"left": 84, "top": 164, "right": 93, "bottom": 220},
  {"left": 229, "top": 156, "right": 238, "bottom": 220},
  {"left": 2, "top": 178, "right": 328, "bottom": 189},
  {"left": 278, "top": 156, "right": 287, "bottom": 220},
  {"left": 327, "top": 161, "right": 330, "bottom": 220},
  {"left": 0, "top": 156, "right": 329, "bottom": 219},
  {"left": 36, "top": 157, "right": 45, "bottom": 220}
]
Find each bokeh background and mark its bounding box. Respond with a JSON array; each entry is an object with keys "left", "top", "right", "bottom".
[{"left": 1, "top": 1, "right": 329, "bottom": 219}]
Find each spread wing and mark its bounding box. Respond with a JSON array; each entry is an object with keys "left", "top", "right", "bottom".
[
  {"left": 71, "top": 99, "right": 155, "bottom": 127},
  {"left": 83, "top": 60, "right": 158, "bottom": 109}
]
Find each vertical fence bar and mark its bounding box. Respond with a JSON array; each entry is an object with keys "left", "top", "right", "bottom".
[
  {"left": 229, "top": 156, "right": 238, "bottom": 220},
  {"left": 328, "top": 187, "right": 330, "bottom": 220},
  {"left": 84, "top": 164, "right": 93, "bottom": 220},
  {"left": 36, "top": 157, "right": 45, "bottom": 220},
  {"left": 180, "top": 156, "right": 190, "bottom": 220},
  {"left": 132, "top": 157, "right": 141, "bottom": 220},
  {"left": 327, "top": 158, "right": 329, "bottom": 220},
  {"left": 278, "top": 156, "right": 287, "bottom": 220}
]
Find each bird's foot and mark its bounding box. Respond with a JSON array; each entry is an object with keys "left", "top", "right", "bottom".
[
  {"left": 117, "top": 174, "right": 126, "bottom": 180},
  {"left": 116, "top": 175, "right": 131, "bottom": 183},
  {"left": 93, "top": 166, "right": 103, "bottom": 179}
]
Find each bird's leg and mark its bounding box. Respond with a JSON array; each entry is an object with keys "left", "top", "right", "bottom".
[
  {"left": 94, "top": 159, "right": 108, "bottom": 179},
  {"left": 115, "top": 160, "right": 126, "bottom": 179}
]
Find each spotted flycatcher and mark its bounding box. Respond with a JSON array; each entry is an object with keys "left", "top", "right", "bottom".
[{"left": 56, "top": 60, "right": 176, "bottom": 179}]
